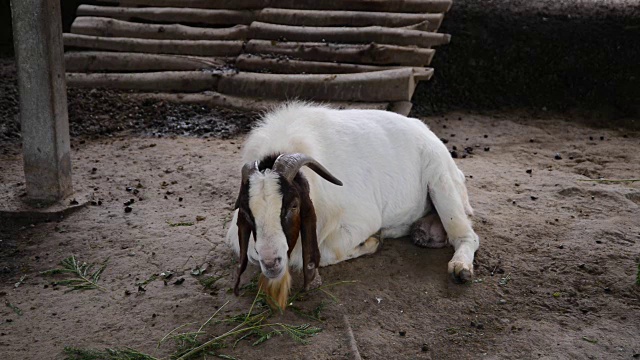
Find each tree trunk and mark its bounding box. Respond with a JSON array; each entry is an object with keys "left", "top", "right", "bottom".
[
  {"left": 65, "top": 51, "right": 230, "bottom": 72},
  {"left": 117, "top": 0, "right": 270, "bottom": 9},
  {"left": 244, "top": 40, "right": 435, "bottom": 66},
  {"left": 249, "top": 22, "right": 450, "bottom": 48},
  {"left": 63, "top": 33, "right": 244, "bottom": 57},
  {"left": 66, "top": 71, "right": 222, "bottom": 92},
  {"left": 235, "top": 54, "right": 389, "bottom": 74},
  {"left": 257, "top": 9, "right": 443, "bottom": 31},
  {"left": 76, "top": 4, "right": 257, "bottom": 25},
  {"left": 71, "top": 17, "right": 249, "bottom": 41},
  {"left": 265, "top": 0, "right": 452, "bottom": 13},
  {"left": 106, "top": 0, "right": 452, "bottom": 12},
  {"left": 218, "top": 68, "right": 417, "bottom": 102},
  {"left": 128, "top": 92, "right": 390, "bottom": 112}
]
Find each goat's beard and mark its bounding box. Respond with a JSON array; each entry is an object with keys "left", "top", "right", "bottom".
[{"left": 258, "top": 267, "right": 292, "bottom": 310}]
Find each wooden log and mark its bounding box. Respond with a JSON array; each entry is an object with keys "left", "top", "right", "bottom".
[
  {"left": 63, "top": 33, "right": 244, "bottom": 56},
  {"left": 76, "top": 5, "right": 256, "bottom": 25},
  {"left": 235, "top": 54, "right": 434, "bottom": 80},
  {"left": 249, "top": 22, "right": 450, "bottom": 48},
  {"left": 107, "top": 0, "right": 451, "bottom": 12},
  {"left": 71, "top": 17, "right": 249, "bottom": 40},
  {"left": 64, "top": 51, "right": 230, "bottom": 72},
  {"left": 244, "top": 40, "right": 435, "bottom": 66},
  {"left": 117, "top": 0, "right": 270, "bottom": 9},
  {"left": 218, "top": 68, "right": 417, "bottom": 102},
  {"left": 403, "top": 21, "right": 430, "bottom": 32},
  {"left": 388, "top": 101, "right": 413, "bottom": 116},
  {"left": 66, "top": 71, "right": 223, "bottom": 92},
  {"left": 235, "top": 54, "right": 387, "bottom": 74},
  {"left": 257, "top": 9, "right": 443, "bottom": 31},
  {"left": 267, "top": 0, "right": 452, "bottom": 13},
  {"left": 127, "top": 92, "right": 390, "bottom": 112}
]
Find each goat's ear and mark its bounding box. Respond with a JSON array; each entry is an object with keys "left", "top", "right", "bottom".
[
  {"left": 233, "top": 211, "right": 252, "bottom": 296},
  {"left": 297, "top": 179, "right": 321, "bottom": 291}
]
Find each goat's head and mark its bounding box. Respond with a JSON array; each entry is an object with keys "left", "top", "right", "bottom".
[{"left": 232, "top": 154, "right": 342, "bottom": 305}]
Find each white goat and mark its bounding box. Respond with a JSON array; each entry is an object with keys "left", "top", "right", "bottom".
[{"left": 227, "top": 102, "right": 479, "bottom": 309}]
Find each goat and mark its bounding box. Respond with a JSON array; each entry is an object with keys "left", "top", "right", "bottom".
[{"left": 226, "top": 102, "right": 480, "bottom": 309}]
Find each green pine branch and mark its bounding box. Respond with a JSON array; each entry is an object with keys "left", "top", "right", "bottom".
[{"left": 41, "top": 255, "right": 108, "bottom": 292}]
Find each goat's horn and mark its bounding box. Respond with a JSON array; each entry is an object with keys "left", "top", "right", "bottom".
[
  {"left": 241, "top": 161, "right": 259, "bottom": 184},
  {"left": 273, "top": 153, "right": 343, "bottom": 186}
]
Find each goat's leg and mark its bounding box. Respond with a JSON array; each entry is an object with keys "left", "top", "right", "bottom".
[
  {"left": 320, "top": 228, "right": 382, "bottom": 267},
  {"left": 411, "top": 212, "right": 447, "bottom": 248},
  {"left": 429, "top": 173, "right": 480, "bottom": 283}
]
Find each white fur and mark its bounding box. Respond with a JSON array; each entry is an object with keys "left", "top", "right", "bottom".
[{"left": 226, "top": 103, "right": 479, "bottom": 278}]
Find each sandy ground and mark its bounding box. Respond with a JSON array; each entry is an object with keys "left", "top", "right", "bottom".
[{"left": 1, "top": 111, "right": 638, "bottom": 360}]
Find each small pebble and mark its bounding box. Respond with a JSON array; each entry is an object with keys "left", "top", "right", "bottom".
[
  {"left": 483, "top": 134, "right": 488, "bottom": 138},
  {"left": 450, "top": 150, "right": 458, "bottom": 159},
  {"left": 531, "top": 196, "right": 538, "bottom": 200},
  {"left": 440, "top": 138, "right": 449, "bottom": 144},
  {"left": 498, "top": 299, "right": 507, "bottom": 305},
  {"left": 526, "top": 169, "right": 532, "bottom": 174},
  {"left": 124, "top": 206, "right": 132, "bottom": 213},
  {"left": 399, "top": 331, "right": 406, "bottom": 336},
  {"left": 421, "top": 344, "right": 429, "bottom": 352},
  {"left": 600, "top": 136, "right": 604, "bottom": 140},
  {"left": 484, "top": 147, "right": 490, "bottom": 151},
  {"left": 554, "top": 153, "right": 562, "bottom": 160}
]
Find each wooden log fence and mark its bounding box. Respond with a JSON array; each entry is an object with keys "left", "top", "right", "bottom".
[
  {"left": 64, "top": 0, "right": 453, "bottom": 112},
  {"left": 64, "top": 33, "right": 244, "bottom": 56},
  {"left": 248, "top": 21, "right": 450, "bottom": 48},
  {"left": 71, "top": 17, "right": 249, "bottom": 40},
  {"left": 257, "top": 9, "right": 444, "bottom": 31},
  {"left": 64, "top": 51, "right": 230, "bottom": 72}
]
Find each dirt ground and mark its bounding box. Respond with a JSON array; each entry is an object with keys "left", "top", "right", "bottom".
[
  {"left": 1, "top": 0, "right": 640, "bottom": 359},
  {"left": 1, "top": 110, "right": 639, "bottom": 359}
]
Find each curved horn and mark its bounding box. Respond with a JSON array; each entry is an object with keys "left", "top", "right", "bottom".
[
  {"left": 241, "top": 161, "right": 259, "bottom": 184},
  {"left": 273, "top": 153, "right": 343, "bottom": 186}
]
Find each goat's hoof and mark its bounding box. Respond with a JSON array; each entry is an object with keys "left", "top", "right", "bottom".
[
  {"left": 304, "top": 269, "right": 322, "bottom": 291},
  {"left": 448, "top": 261, "right": 473, "bottom": 283}
]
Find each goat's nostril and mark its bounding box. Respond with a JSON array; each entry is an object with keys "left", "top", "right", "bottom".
[{"left": 275, "top": 256, "right": 282, "bottom": 264}]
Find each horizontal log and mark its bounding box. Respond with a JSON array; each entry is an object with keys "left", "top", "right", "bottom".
[
  {"left": 65, "top": 69, "right": 418, "bottom": 102},
  {"left": 63, "top": 33, "right": 244, "bottom": 56},
  {"left": 249, "top": 22, "right": 450, "bottom": 48},
  {"left": 118, "top": 0, "right": 270, "bottom": 9},
  {"left": 235, "top": 54, "right": 434, "bottom": 81},
  {"left": 111, "top": 0, "right": 452, "bottom": 13},
  {"left": 66, "top": 71, "right": 223, "bottom": 92},
  {"left": 218, "top": 68, "right": 417, "bottom": 102},
  {"left": 71, "top": 17, "right": 248, "bottom": 41},
  {"left": 64, "top": 51, "right": 230, "bottom": 72},
  {"left": 388, "top": 101, "right": 413, "bottom": 116},
  {"left": 128, "top": 92, "right": 390, "bottom": 112},
  {"left": 235, "top": 54, "right": 387, "bottom": 74},
  {"left": 244, "top": 40, "right": 435, "bottom": 66},
  {"left": 258, "top": 9, "right": 443, "bottom": 31},
  {"left": 76, "top": 5, "right": 256, "bottom": 25}
]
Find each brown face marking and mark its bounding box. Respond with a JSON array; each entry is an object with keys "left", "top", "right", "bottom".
[
  {"left": 233, "top": 179, "right": 255, "bottom": 296},
  {"left": 279, "top": 175, "right": 302, "bottom": 257}
]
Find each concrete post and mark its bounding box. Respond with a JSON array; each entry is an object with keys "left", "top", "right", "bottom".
[{"left": 10, "top": 0, "right": 73, "bottom": 203}]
